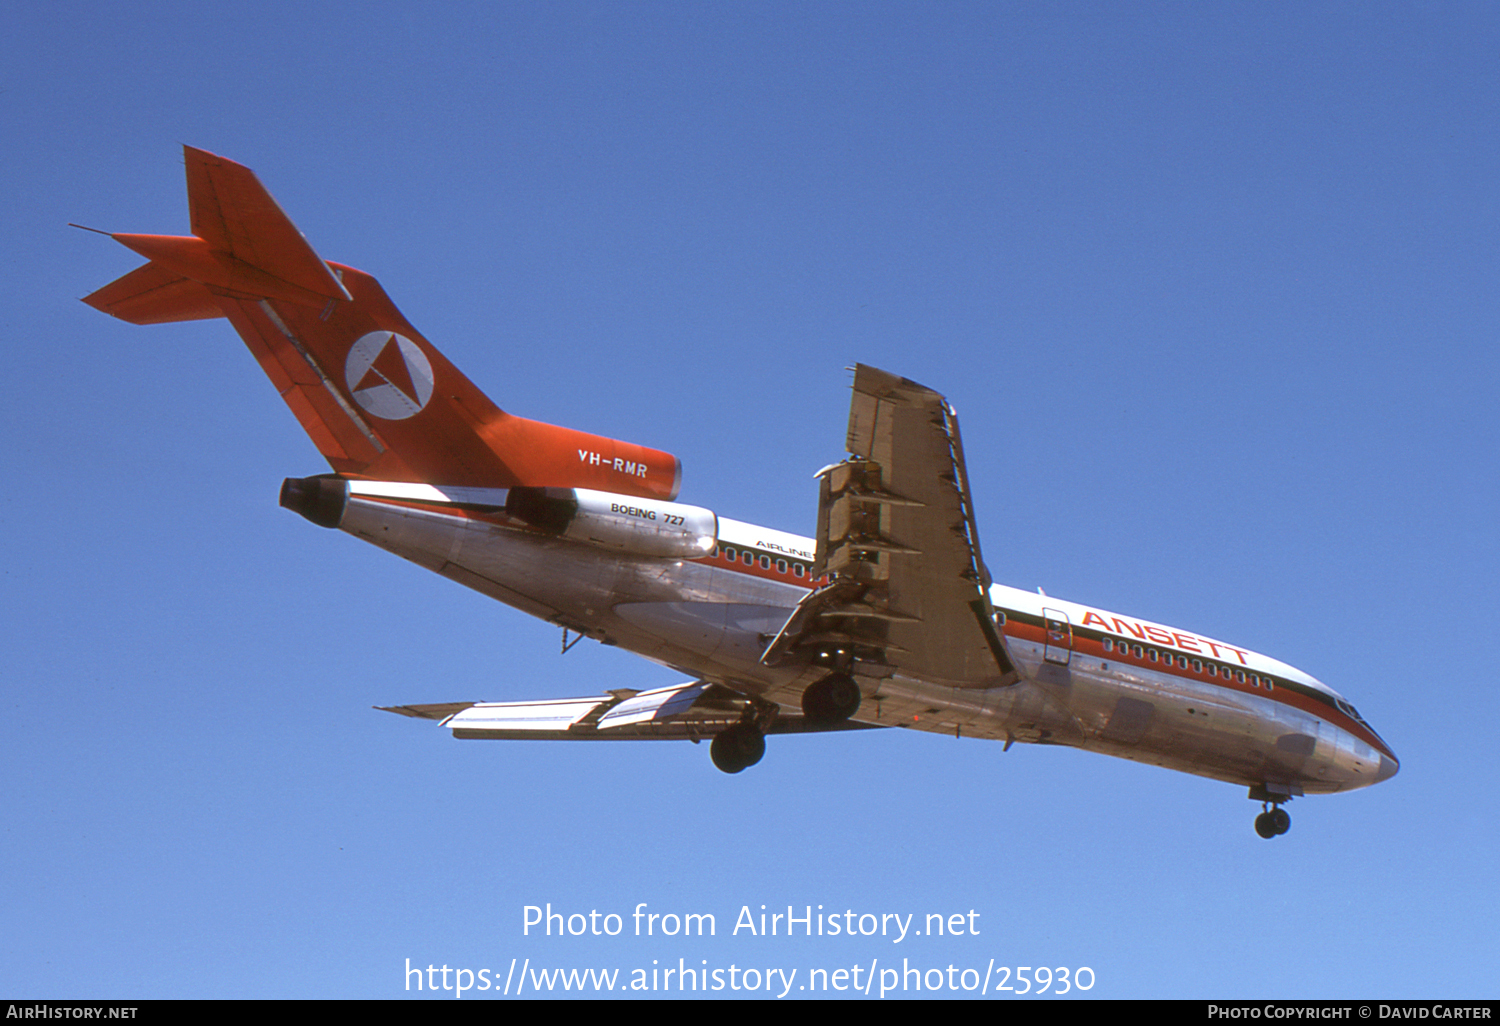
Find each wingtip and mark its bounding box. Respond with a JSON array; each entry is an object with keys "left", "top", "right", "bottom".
[{"left": 376, "top": 702, "right": 478, "bottom": 721}]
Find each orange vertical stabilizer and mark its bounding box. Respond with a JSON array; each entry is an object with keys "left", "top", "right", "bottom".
[{"left": 82, "top": 146, "right": 682, "bottom": 498}]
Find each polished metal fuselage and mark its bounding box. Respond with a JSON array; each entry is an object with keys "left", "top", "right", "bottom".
[{"left": 341, "top": 495, "right": 1396, "bottom": 795}]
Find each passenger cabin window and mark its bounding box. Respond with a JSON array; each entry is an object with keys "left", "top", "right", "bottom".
[
  {"left": 793, "top": 564, "right": 804, "bottom": 577},
  {"left": 777, "top": 559, "right": 787, "bottom": 573},
  {"left": 743, "top": 552, "right": 753, "bottom": 565}
]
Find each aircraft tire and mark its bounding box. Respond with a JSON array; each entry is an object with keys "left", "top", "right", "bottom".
[
  {"left": 711, "top": 725, "right": 765, "bottom": 774},
  {"left": 741, "top": 728, "right": 766, "bottom": 768},
  {"left": 1270, "top": 808, "right": 1291, "bottom": 835},
  {"left": 801, "top": 672, "right": 862, "bottom": 725},
  {"left": 1254, "top": 812, "right": 1277, "bottom": 839}
]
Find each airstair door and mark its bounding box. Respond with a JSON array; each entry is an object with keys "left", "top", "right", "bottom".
[{"left": 1043, "top": 607, "right": 1073, "bottom": 666}]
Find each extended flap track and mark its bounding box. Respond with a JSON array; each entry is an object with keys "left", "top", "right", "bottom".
[{"left": 766, "top": 459, "right": 924, "bottom": 668}]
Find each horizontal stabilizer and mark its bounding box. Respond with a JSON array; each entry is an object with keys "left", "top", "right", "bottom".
[
  {"left": 184, "top": 146, "right": 351, "bottom": 303},
  {"left": 84, "top": 147, "right": 351, "bottom": 321},
  {"left": 81, "top": 146, "right": 685, "bottom": 497},
  {"left": 81, "top": 259, "right": 223, "bottom": 324}
]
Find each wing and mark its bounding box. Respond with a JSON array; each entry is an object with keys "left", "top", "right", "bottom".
[
  {"left": 379, "top": 681, "right": 878, "bottom": 739},
  {"left": 762, "top": 364, "right": 1018, "bottom": 688}
]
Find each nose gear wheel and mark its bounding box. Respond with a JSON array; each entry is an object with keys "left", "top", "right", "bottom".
[{"left": 1254, "top": 803, "right": 1291, "bottom": 838}]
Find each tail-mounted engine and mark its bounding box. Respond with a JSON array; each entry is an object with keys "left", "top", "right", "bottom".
[
  {"left": 506, "top": 486, "right": 717, "bottom": 558},
  {"left": 281, "top": 475, "right": 719, "bottom": 560}
]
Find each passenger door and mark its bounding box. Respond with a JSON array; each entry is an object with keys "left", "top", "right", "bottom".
[{"left": 1042, "top": 607, "right": 1073, "bottom": 666}]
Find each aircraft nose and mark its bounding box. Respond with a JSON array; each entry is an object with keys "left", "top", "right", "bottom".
[{"left": 1375, "top": 753, "right": 1399, "bottom": 784}]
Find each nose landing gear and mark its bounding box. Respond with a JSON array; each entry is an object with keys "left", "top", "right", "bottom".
[
  {"left": 1249, "top": 783, "right": 1298, "bottom": 839},
  {"left": 1253, "top": 803, "right": 1291, "bottom": 839}
]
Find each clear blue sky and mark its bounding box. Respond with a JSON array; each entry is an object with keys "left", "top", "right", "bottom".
[{"left": 4, "top": 2, "right": 1496, "bottom": 999}]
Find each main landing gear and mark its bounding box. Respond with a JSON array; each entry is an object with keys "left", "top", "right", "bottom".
[
  {"left": 710, "top": 723, "right": 765, "bottom": 774},
  {"left": 1254, "top": 803, "right": 1291, "bottom": 839},
  {"left": 800, "top": 671, "right": 861, "bottom": 726},
  {"left": 711, "top": 670, "right": 864, "bottom": 774}
]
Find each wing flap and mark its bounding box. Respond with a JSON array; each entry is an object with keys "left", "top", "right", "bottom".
[
  {"left": 779, "top": 365, "right": 1017, "bottom": 687},
  {"left": 382, "top": 681, "right": 883, "bottom": 741}
]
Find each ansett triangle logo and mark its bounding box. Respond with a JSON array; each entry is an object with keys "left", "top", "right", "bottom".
[{"left": 344, "top": 331, "right": 435, "bottom": 420}]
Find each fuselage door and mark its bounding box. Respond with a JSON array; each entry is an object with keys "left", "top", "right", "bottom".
[{"left": 1042, "top": 607, "right": 1073, "bottom": 665}]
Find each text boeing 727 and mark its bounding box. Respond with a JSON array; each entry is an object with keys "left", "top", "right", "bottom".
[{"left": 82, "top": 147, "right": 1397, "bottom": 838}]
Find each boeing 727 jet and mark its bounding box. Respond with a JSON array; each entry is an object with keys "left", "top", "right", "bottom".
[{"left": 82, "top": 147, "right": 1398, "bottom": 838}]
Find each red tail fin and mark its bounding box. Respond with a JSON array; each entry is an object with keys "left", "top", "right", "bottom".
[{"left": 82, "top": 146, "right": 681, "bottom": 498}]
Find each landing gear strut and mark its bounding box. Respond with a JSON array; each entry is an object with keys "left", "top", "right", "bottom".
[
  {"left": 1254, "top": 803, "right": 1291, "bottom": 839},
  {"left": 710, "top": 723, "right": 766, "bottom": 774}
]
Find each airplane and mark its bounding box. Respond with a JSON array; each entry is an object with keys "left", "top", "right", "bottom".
[{"left": 81, "top": 146, "right": 1398, "bottom": 839}]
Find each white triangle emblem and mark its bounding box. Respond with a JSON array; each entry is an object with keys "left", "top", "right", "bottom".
[{"left": 344, "top": 331, "right": 435, "bottom": 420}]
